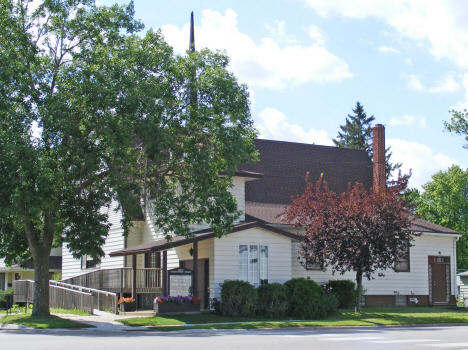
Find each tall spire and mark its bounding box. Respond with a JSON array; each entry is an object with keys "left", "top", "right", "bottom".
[{"left": 189, "top": 11, "right": 195, "bottom": 52}]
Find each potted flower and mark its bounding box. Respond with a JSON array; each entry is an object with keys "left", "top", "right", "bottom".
[
  {"left": 118, "top": 297, "right": 136, "bottom": 313},
  {"left": 153, "top": 295, "right": 201, "bottom": 315}
]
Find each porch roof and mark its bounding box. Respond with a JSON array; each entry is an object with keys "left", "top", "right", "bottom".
[{"left": 109, "top": 221, "right": 301, "bottom": 257}]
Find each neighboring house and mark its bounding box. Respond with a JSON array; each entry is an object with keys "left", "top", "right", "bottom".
[
  {"left": 458, "top": 271, "right": 468, "bottom": 300},
  {"left": 0, "top": 247, "right": 62, "bottom": 291},
  {"left": 61, "top": 125, "right": 460, "bottom": 308}
]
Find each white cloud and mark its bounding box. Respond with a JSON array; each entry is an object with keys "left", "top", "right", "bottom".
[
  {"left": 303, "top": 1, "right": 468, "bottom": 70},
  {"left": 452, "top": 73, "right": 468, "bottom": 110},
  {"left": 378, "top": 46, "right": 400, "bottom": 54},
  {"left": 256, "top": 108, "right": 332, "bottom": 145},
  {"left": 306, "top": 24, "right": 325, "bottom": 45},
  {"left": 161, "top": 9, "right": 352, "bottom": 89},
  {"left": 389, "top": 115, "right": 427, "bottom": 128},
  {"left": 404, "top": 73, "right": 460, "bottom": 93},
  {"left": 405, "top": 58, "right": 412, "bottom": 66},
  {"left": 265, "top": 20, "right": 297, "bottom": 44},
  {"left": 387, "top": 138, "right": 465, "bottom": 189}
]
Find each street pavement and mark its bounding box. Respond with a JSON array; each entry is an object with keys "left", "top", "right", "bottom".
[{"left": 2, "top": 325, "right": 468, "bottom": 350}]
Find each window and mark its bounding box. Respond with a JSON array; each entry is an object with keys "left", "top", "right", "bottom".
[
  {"left": 239, "top": 245, "right": 268, "bottom": 285},
  {"left": 81, "top": 255, "right": 99, "bottom": 270},
  {"left": 395, "top": 240, "right": 410, "bottom": 272},
  {"left": 145, "top": 252, "right": 160, "bottom": 268},
  {"left": 0, "top": 273, "right": 4, "bottom": 291},
  {"left": 306, "top": 261, "right": 323, "bottom": 271}
]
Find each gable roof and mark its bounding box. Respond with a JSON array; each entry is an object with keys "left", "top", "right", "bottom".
[
  {"left": 238, "top": 139, "right": 374, "bottom": 205},
  {"left": 109, "top": 221, "right": 301, "bottom": 257},
  {"left": 237, "top": 139, "right": 458, "bottom": 235}
]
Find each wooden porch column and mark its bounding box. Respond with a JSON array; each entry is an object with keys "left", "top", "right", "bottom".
[
  {"left": 131, "top": 254, "right": 137, "bottom": 300},
  {"left": 192, "top": 241, "right": 198, "bottom": 297},
  {"left": 162, "top": 251, "right": 168, "bottom": 297}
]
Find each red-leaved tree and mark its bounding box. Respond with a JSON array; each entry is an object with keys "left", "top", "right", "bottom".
[{"left": 282, "top": 174, "right": 419, "bottom": 312}]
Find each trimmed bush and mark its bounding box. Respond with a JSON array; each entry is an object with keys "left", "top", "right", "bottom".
[
  {"left": 257, "top": 283, "right": 288, "bottom": 318},
  {"left": 284, "top": 278, "right": 326, "bottom": 320},
  {"left": 323, "top": 293, "right": 339, "bottom": 316},
  {"left": 0, "top": 288, "right": 13, "bottom": 310},
  {"left": 323, "top": 280, "right": 356, "bottom": 309},
  {"left": 220, "top": 280, "right": 257, "bottom": 317}
]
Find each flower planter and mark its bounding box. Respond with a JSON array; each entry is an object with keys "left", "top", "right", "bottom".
[
  {"left": 120, "top": 301, "right": 136, "bottom": 313},
  {"left": 153, "top": 302, "right": 200, "bottom": 315}
]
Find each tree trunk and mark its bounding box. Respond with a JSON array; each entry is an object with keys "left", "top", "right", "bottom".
[
  {"left": 23, "top": 213, "right": 54, "bottom": 317},
  {"left": 31, "top": 251, "right": 50, "bottom": 317},
  {"left": 355, "top": 269, "right": 363, "bottom": 313}
]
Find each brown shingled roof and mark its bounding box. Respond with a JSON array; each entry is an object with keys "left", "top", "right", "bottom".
[
  {"left": 244, "top": 202, "right": 459, "bottom": 235},
  {"left": 238, "top": 139, "right": 374, "bottom": 205},
  {"left": 239, "top": 139, "right": 458, "bottom": 235}
]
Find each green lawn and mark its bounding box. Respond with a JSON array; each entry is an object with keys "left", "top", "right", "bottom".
[
  {"left": 118, "top": 307, "right": 468, "bottom": 331},
  {"left": 1, "top": 307, "right": 90, "bottom": 316},
  {"left": 0, "top": 314, "right": 94, "bottom": 329}
]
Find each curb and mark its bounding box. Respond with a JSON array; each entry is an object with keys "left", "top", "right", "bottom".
[{"left": 0, "top": 324, "right": 31, "bottom": 330}]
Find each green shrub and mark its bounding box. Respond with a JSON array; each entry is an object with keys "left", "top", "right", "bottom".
[
  {"left": 284, "top": 278, "right": 326, "bottom": 320},
  {"left": 323, "top": 293, "right": 339, "bottom": 316},
  {"left": 257, "top": 283, "right": 288, "bottom": 318},
  {"left": 323, "top": 280, "right": 356, "bottom": 309},
  {"left": 0, "top": 288, "right": 13, "bottom": 309},
  {"left": 210, "top": 298, "right": 221, "bottom": 315},
  {"left": 219, "top": 280, "right": 257, "bottom": 317}
]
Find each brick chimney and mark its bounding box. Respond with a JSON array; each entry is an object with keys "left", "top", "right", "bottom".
[{"left": 372, "top": 124, "right": 386, "bottom": 192}]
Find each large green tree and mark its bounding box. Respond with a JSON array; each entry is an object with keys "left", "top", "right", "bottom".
[
  {"left": 333, "top": 101, "right": 402, "bottom": 180},
  {"left": 416, "top": 166, "right": 468, "bottom": 269},
  {"left": 0, "top": 0, "right": 257, "bottom": 316}
]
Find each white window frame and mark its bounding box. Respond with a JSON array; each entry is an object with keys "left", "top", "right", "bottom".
[
  {"left": 238, "top": 244, "right": 268, "bottom": 285},
  {"left": 395, "top": 240, "right": 410, "bottom": 273},
  {"left": 81, "top": 255, "right": 100, "bottom": 270}
]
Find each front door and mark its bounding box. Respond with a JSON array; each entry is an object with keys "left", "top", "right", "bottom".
[
  {"left": 432, "top": 263, "right": 447, "bottom": 303},
  {"left": 181, "top": 259, "right": 209, "bottom": 309},
  {"left": 429, "top": 256, "right": 450, "bottom": 304}
]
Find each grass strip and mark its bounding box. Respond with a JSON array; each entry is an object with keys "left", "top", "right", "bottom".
[
  {"left": 50, "top": 308, "right": 91, "bottom": 316},
  {"left": 0, "top": 314, "right": 94, "bottom": 329},
  {"left": 118, "top": 307, "right": 468, "bottom": 331}
]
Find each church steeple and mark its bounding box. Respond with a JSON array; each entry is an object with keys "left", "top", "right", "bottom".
[{"left": 189, "top": 12, "right": 195, "bottom": 52}]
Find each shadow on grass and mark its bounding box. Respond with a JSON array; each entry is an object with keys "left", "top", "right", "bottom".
[{"left": 0, "top": 314, "right": 94, "bottom": 329}]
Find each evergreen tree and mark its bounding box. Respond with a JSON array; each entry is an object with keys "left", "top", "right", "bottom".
[
  {"left": 333, "top": 101, "right": 374, "bottom": 156},
  {"left": 333, "top": 101, "right": 402, "bottom": 180}
]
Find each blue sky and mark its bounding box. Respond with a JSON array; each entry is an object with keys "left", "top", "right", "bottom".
[{"left": 100, "top": 0, "right": 468, "bottom": 190}]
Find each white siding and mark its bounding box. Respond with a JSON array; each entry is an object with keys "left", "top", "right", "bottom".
[
  {"left": 291, "top": 233, "right": 458, "bottom": 296},
  {"left": 231, "top": 177, "right": 245, "bottom": 223},
  {"left": 460, "top": 276, "right": 468, "bottom": 297},
  {"left": 50, "top": 247, "right": 62, "bottom": 257},
  {"left": 62, "top": 175, "right": 247, "bottom": 280},
  {"left": 62, "top": 200, "right": 126, "bottom": 280},
  {"left": 212, "top": 227, "right": 292, "bottom": 298},
  {"left": 175, "top": 239, "right": 215, "bottom": 292}
]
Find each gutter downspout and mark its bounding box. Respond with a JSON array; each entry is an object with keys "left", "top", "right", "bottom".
[{"left": 454, "top": 236, "right": 459, "bottom": 299}]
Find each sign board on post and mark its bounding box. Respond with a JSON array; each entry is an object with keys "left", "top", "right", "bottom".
[{"left": 168, "top": 268, "right": 193, "bottom": 296}]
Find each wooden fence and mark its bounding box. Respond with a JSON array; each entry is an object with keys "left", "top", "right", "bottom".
[{"left": 13, "top": 280, "right": 119, "bottom": 315}]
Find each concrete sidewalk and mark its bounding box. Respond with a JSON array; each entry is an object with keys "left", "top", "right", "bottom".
[{"left": 51, "top": 310, "right": 150, "bottom": 332}]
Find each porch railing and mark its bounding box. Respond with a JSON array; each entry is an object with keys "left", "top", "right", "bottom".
[
  {"left": 62, "top": 267, "right": 162, "bottom": 294},
  {"left": 13, "top": 280, "right": 119, "bottom": 314}
]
